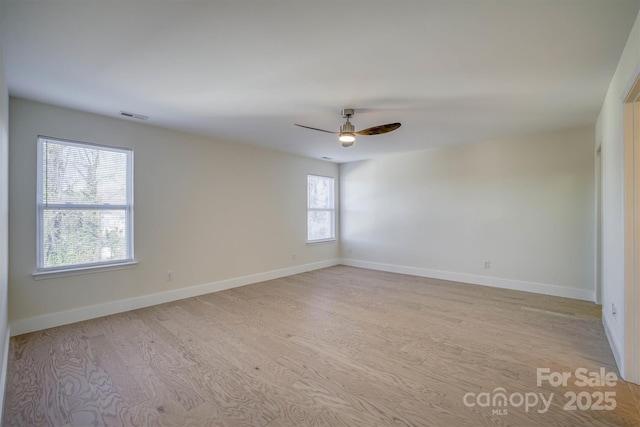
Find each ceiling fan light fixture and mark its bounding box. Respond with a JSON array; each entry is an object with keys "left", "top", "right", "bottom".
[
  {"left": 339, "top": 132, "right": 356, "bottom": 146},
  {"left": 295, "top": 108, "right": 400, "bottom": 148}
]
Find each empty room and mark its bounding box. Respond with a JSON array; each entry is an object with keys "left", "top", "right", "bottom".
[{"left": 1, "top": 0, "right": 640, "bottom": 426}]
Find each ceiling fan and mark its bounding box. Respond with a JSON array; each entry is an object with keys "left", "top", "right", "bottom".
[{"left": 295, "top": 109, "right": 401, "bottom": 147}]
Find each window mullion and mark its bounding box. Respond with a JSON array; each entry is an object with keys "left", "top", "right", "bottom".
[{"left": 41, "top": 203, "right": 129, "bottom": 210}]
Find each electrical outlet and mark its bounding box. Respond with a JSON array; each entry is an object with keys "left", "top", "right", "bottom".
[
  {"left": 166, "top": 271, "right": 173, "bottom": 281},
  {"left": 347, "top": 247, "right": 353, "bottom": 255},
  {"left": 292, "top": 252, "right": 297, "bottom": 260},
  {"left": 612, "top": 303, "right": 617, "bottom": 317},
  {"left": 483, "top": 260, "right": 491, "bottom": 269}
]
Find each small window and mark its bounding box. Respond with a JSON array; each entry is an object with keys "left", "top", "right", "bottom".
[
  {"left": 37, "top": 136, "right": 134, "bottom": 272},
  {"left": 307, "top": 174, "right": 335, "bottom": 242}
]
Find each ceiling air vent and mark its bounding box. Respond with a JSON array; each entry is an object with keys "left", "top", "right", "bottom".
[{"left": 119, "top": 111, "right": 149, "bottom": 121}]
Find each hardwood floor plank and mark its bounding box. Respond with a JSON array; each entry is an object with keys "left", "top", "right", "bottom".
[
  {"left": 86, "top": 334, "right": 149, "bottom": 407},
  {"left": 5, "top": 334, "right": 73, "bottom": 426},
  {"left": 53, "top": 333, "right": 126, "bottom": 426}
]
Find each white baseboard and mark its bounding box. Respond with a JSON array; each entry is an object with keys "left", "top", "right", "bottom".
[
  {"left": 8, "top": 258, "right": 595, "bottom": 336},
  {"left": 340, "top": 258, "right": 595, "bottom": 301},
  {"left": 0, "top": 325, "right": 10, "bottom": 424},
  {"left": 602, "top": 313, "right": 624, "bottom": 378},
  {"left": 10, "top": 259, "right": 339, "bottom": 337}
]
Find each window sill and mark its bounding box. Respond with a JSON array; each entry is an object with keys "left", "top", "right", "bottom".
[
  {"left": 32, "top": 261, "right": 138, "bottom": 281},
  {"left": 307, "top": 238, "right": 337, "bottom": 245}
]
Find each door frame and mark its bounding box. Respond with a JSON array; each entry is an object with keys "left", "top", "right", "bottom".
[
  {"left": 595, "top": 145, "right": 603, "bottom": 305},
  {"left": 623, "top": 77, "right": 640, "bottom": 384}
]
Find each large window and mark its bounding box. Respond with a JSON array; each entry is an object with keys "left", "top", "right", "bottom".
[
  {"left": 307, "top": 174, "right": 335, "bottom": 242},
  {"left": 37, "top": 136, "right": 134, "bottom": 272}
]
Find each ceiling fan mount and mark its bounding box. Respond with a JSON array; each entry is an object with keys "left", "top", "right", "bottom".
[
  {"left": 341, "top": 108, "right": 355, "bottom": 118},
  {"left": 295, "top": 108, "right": 401, "bottom": 147}
]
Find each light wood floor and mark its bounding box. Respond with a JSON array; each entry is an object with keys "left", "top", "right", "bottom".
[{"left": 3, "top": 266, "right": 640, "bottom": 426}]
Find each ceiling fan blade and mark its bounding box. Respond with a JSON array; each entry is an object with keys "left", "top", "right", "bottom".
[
  {"left": 294, "top": 124, "right": 337, "bottom": 134},
  {"left": 356, "top": 123, "right": 401, "bottom": 136}
]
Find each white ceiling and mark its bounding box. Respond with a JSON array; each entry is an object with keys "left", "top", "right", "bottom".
[{"left": 1, "top": 0, "right": 639, "bottom": 163}]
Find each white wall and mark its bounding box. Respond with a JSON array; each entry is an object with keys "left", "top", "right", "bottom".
[
  {"left": 8, "top": 98, "right": 339, "bottom": 334},
  {"left": 0, "top": 19, "right": 10, "bottom": 423},
  {"left": 596, "top": 10, "right": 640, "bottom": 379},
  {"left": 340, "top": 127, "right": 595, "bottom": 301}
]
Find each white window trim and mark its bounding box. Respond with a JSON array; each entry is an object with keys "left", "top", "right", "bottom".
[
  {"left": 306, "top": 238, "right": 336, "bottom": 245},
  {"left": 307, "top": 174, "right": 336, "bottom": 243},
  {"left": 32, "top": 260, "right": 138, "bottom": 281},
  {"left": 36, "top": 135, "right": 135, "bottom": 273}
]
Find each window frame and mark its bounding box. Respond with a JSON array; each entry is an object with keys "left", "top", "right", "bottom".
[
  {"left": 36, "top": 135, "right": 134, "bottom": 273},
  {"left": 307, "top": 174, "right": 336, "bottom": 243}
]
